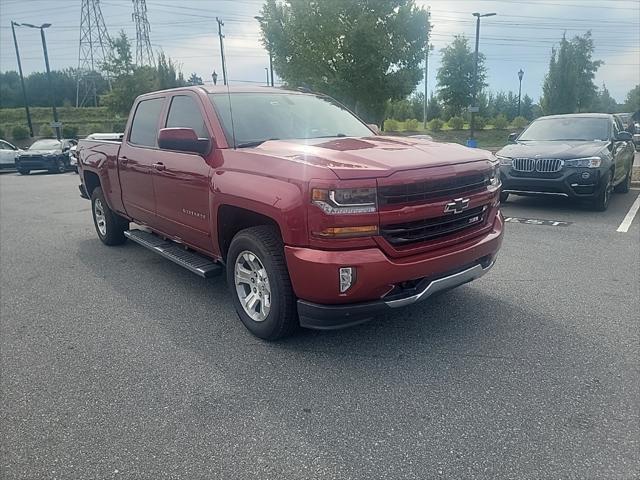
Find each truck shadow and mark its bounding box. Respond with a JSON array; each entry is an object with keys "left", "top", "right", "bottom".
[{"left": 75, "top": 237, "right": 599, "bottom": 371}]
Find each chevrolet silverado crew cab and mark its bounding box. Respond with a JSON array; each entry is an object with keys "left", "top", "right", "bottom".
[
  {"left": 77, "top": 86, "right": 503, "bottom": 340},
  {"left": 497, "top": 113, "right": 635, "bottom": 211}
]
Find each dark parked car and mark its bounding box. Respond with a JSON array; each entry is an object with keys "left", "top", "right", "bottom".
[
  {"left": 16, "top": 138, "right": 77, "bottom": 175},
  {"left": 496, "top": 113, "right": 635, "bottom": 210}
]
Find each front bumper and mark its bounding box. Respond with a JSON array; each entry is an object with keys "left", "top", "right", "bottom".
[
  {"left": 286, "top": 213, "right": 503, "bottom": 329},
  {"left": 16, "top": 156, "right": 59, "bottom": 171},
  {"left": 500, "top": 166, "right": 606, "bottom": 199}
]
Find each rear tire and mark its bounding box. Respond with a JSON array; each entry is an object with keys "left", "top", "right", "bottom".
[
  {"left": 614, "top": 166, "right": 631, "bottom": 194},
  {"left": 17, "top": 168, "right": 30, "bottom": 175},
  {"left": 592, "top": 171, "right": 613, "bottom": 211},
  {"left": 499, "top": 191, "right": 509, "bottom": 203},
  {"left": 226, "top": 225, "right": 298, "bottom": 340},
  {"left": 91, "top": 187, "right": 128, "bottom": 245},
  {"left": 49, "top": 159, "right": 66, "bottom": 174}
]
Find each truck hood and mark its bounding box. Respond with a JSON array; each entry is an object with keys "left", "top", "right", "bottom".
[
  {"left": 497, "top": 140, "right": 609, "bottom": 160},
  {"left": 251, "top": 136, "right": 494, "bottom": 179}
]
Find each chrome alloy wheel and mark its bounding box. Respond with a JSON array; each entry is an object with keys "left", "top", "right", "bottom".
[
  {"left": 94, "top": 198, "right": 107, "bottom": 236},
  {"left": 234, "top": 250, "right": 271, "bottom": 322}
]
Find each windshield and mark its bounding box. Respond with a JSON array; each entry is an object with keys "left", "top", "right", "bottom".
[
  {"left": 209, "top": 93, "right": 372, "bottom": 147},
  {"left": 519, "top": 117, "right": 610, "bottom": 142},
  {"left": 29, "top": 139, "right": 62, "bottom": 150}
]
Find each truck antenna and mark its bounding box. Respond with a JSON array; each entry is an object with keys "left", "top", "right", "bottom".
[{"left": 217, "top": 17, "right": 237, "bottom": 149}]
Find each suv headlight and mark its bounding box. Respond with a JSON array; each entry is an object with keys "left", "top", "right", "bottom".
[
  {"left": 489, "top": 162, "right": 501, "bottom": 187},
  {"left": 496, "top": 155, "right": 512, "bottom": 166},
  {"left": 565, "top": 157, "right": 602, "bottom": 168},
  {"left": 311, "top": 187, "right": 377, "bottom": 214}
]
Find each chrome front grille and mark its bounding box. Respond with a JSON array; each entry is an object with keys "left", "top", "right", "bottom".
[{"left": 512, "top": 158, "right": 563, "bottom": 173}]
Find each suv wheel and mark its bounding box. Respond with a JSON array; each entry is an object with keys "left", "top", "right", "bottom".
[
  {"left": 614, "top": 166, "right": 631, "bottom": 194},
  {"left": 499, "top": 191, "right": 509, "bottom": 203},
  {"left": 49, "top": 159, "right": 66, "bottom": 174},
  {"left": 91, "top": 187, "right": 128, "bottom": 245},
  {"left": 227, "top": 226, "right": 298, "bottom": 340},
  {"left": 17, "top": 167, "right": 30, "bottom": 175},
  {"left": 593, "top": 171, "right": 613, "bottom": 211}
]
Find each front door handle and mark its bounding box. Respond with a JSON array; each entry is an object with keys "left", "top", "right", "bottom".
[
  {"left": 153, "top": 162, "right": 166, "bottom": 171},
  {"left": 119, "top": 156, "right": 129, "bottom": 164}
]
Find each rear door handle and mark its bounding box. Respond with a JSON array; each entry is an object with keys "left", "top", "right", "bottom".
[{"left": 153, "top": 162, "right": 166, "bottom": 171}]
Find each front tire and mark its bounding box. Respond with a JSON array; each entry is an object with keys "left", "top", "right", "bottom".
[
  {"left": 50, "top": 159, "right": 66, "bottom": 174},
  {"left": 226, "top": 225, "right": 298, "bottom": 340},
  {"left": 17, "top": 168, "right": 30, "bottom": 175},
  {"left": 614, "top": 166, "right": 631, "bottom": 194},
  {"left": 91, "top": 187, "right": 128, "bottom": 245},
  {"left": 499, "top": 191, "right": 509, "bottom": 203},
  {"left": 593, "top": 171, "right": 613, "bottom": 211}
]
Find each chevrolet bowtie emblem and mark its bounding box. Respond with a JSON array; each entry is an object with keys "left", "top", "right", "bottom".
[{"left": 444, "top": 198, "right": 470, "bottom": 214}]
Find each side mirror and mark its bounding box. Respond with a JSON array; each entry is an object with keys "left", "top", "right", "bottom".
[
  {"left": 508, "top": 132, "right": 519, "bottom": 143},
  {"left": 157, "top": 128, "right": 210, "bottom": 155},
  {"left": 367, "top": 123, "right": 380, "bottom": 135},
  {"left": 615, "top": 131, "right": 632, "bottom": 142}
]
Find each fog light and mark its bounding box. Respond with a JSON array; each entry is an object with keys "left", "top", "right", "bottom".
[
  {"left": 339, "top": 267, "right": 356, "bottom": 293},
  {"left": 581, "top": 171, "right": 591, "bottom": 180}
]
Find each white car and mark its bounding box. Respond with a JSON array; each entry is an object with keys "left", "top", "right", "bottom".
[{"left": 0, "top": 139, "right": 21, "bottom": 171}]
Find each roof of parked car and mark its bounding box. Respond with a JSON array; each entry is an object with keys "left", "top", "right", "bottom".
[
  {"left": 537, "top": 113, "right": 613, "bottom": 120},
  {"left": 140, "top": 85, "right": 313, "bottom": 97}
]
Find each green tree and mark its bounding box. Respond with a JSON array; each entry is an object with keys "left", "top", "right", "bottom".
[
  {"left": 100, "top": 32, "right": 184, "bottom": 115},
  {"left": 520, "top": 94, "right": 534, "bottom": 120},
  {"left": 426, "top": 92, "right": 442, "bottom": 121},
  {"left": 259, "top": 0, "right": 430, "bottom": 123},
  {"left": 187, "top": 73, "right": 203, "bottom": 86},
  {"left": 541, "top": 32, "right": 602, "bottom": 114},
  {"left": 594, "top": 84, "right": 618, "bottom": 113},
  {"left": 623, "top": 84, "right": 639, "bottom": 112},
  {"left": 436, "top": 35, "right": 486, "bottom": 117}
]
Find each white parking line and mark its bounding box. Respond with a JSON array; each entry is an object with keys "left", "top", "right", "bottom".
[{"left": 617, "top": 193, "right": 640, "bottom": 233}]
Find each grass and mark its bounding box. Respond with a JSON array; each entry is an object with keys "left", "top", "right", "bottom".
[
  {"left": 383, "top": 119, "right": 518, "bottom": 151},
  {"left": 0, "top": 107, "right": 124, "bottom": 143}
]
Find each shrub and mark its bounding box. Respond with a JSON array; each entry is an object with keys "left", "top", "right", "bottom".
[
  {"left": 383, "top": 118, "right": 400, "bottom": 132},
  {"left": 511, "top": 116, "right": 529, "bottom": 129},
  {"left": 427, "top": 118, "right": 444, "bottom": 131},
  {"left": 474, "top": 116, "right": 487, "bottom": 130},
  {"left": 0, "top": 126, "right": 4, "bottom": 138},
  {"left": 448, "top": 116, "right": 464, "bottom": 130},
  {"left": 492, "top": 114, "right": 509, "bottom": 130},
  {"left": 83, "top": 123, "right": 104, "bottom": 136},
  {"left": 39, "top": 124, "right": 54, "bottom": 137},
  {"left": 111, "top": 121, "right": 126, "bottom": 133},
  {"left": 12, "top": 125, "right": 29, "bottom": 140},
  {"left": 63, "top": 125, "right": 79, "bottom": 138},
  {"left": 404, "top": 118, "right": 420, "bottom": 131}
]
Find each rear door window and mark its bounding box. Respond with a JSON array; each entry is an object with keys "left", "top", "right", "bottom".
[
  {"left": 166, "top": 95, "right": 209, "bottom": 139},
  {"left": 129, "top": 98, "right": 165, "bottom": 147}
]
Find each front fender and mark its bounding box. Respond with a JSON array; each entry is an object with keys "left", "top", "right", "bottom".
[{"left": 211, "top": 169, "right": 308, "bottom": 247}]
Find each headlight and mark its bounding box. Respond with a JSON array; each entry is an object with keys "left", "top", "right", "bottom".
[
  {"left": 496, "top": 155, "right": 512, "bottom": 166},
  {"left": 489, "top": 162, "right": 501, "bottom": 187},
  {"left": 565, "top": 157, "right": 602, "bottom": 168},
  {"left": 311, "top": 187, "right": 377, "bottom": 214}
]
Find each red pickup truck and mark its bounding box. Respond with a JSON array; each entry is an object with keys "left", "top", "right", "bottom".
[{"left": 78, "top": 86, "right": 504, "bottom": 339}]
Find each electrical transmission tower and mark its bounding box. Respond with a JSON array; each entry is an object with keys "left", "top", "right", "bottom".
[
  {"left": 76, "top": 0, "right": 112, "bottom": 107},
  {"left": 132, "top": 0, "right": 155, "bottom": 66}
]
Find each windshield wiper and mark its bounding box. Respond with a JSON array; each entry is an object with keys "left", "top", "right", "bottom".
[
  {"left": 236, "top": 138, "right": 279, "bottom": 148},
  {"left": 313, "top": 133, "right": 348, "bottom": 138}
]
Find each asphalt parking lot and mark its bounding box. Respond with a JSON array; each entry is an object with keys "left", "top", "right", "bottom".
[{"left": 1, "top": 172, "right": 638, "bottom": 479}]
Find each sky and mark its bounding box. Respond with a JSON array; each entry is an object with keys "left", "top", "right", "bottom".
[{"left": 1, "top": 0, "right": 638, "bottom": 104}]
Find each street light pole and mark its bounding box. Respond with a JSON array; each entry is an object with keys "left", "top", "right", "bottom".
[
  {"left": 517, "top": 69, "right": 524, "bottom": 117},
  {"left": 11, "top": 21, "right": 34, "bottom": 137},
  {"left": 255, "top": 16, "right": 274, "bottom": 87},
  {"left": 265, "top": 67, "right": 269, "bottom": 86},
  {"left": 469, "top": 12, "right": 496, "bottom": 146},
  {"left": 423, "top": 8, "right": 431, "bottom": 129},
  {"left": 22, "top": 23, "right": 60, "bottom": 140}
]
